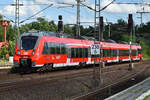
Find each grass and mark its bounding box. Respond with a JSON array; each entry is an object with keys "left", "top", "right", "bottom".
[{"left": 0, "top": 59, "right": 12, "bottom": 64}]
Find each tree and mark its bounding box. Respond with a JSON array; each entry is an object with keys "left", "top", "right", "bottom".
[
  {"left": 7, "top": 25, "right": 15, "bottom": 41},
  {"left": 121, "top": 34, "right": 130, "bottom": 42},
  {"left": 117, "top": 19, "right": 127, "bottom": 25},
  {"left": 49, "top": 21, "right": 57, "bottom": 32},
  {"left": 64, "top": 25, "right": 73, "bottom": 34}
]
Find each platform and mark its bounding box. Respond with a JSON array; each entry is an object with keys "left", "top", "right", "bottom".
[{"left": 105, "top": 77, "right": 150, "bottom": 100}]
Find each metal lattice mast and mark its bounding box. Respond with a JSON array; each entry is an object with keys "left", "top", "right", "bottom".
[
  {"left": 76, "top": 0, "right": 85, "bottom": 37},
  {"left": 94, "top": 0, "right": 101, "bottom": 83},
  {"left": 76, "top": 0, "right": 81, "bottom": 37},
  {"left": 15, "top": 0, "right": 20, "bottom": 39},
  {"left": 95, "top": 0, "right": 100, "bottom": 35},
  {"left": 137, "top": 8, "right": 150, "bottom": 26}
]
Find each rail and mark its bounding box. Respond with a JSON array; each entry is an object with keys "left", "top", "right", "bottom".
[{"left": 71, "top": 64, "right": 149, "bottom": 100}]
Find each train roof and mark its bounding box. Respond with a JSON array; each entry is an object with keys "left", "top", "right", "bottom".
[
  {"left": 22, "top": 30, "right": 73, "bottom": 38},
  {"left": 22, "top": 30, "right": 98, "bottom": 40},
  {"left": 104, "top": 39, "right": 116, "bottom": 43},
  {"left": 21, "top": 30, "right": 141, "bottom": 48}
]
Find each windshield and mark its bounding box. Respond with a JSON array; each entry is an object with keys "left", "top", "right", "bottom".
[{"left": 21, "top": 36, "right": 38, "bottom": 50}]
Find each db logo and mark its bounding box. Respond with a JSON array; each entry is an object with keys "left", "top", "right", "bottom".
[
  {"left": 52, "top": 56, "right": 55, "bottom": 60},
  {"left": 24, "top": 52, "right": 28, "bottom": 55}
]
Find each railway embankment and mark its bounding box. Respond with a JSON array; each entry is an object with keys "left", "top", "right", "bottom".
[{"left": 0, "top": 61, "right": 149, "bottom": 100}]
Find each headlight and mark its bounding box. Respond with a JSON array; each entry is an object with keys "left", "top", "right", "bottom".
[
  {"left": 17, "top": 50, "right": 20, "bottom": 55},
  {"left": 32, "top": 50, "right": 35, "bottom": 55}
]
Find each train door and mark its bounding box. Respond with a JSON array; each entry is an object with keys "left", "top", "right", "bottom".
[
  {"left": 65, "top": 45, "right": 71, "bottom": 66},
  {"left": 111, "top": 49, "right": 114, "bottom": 62},
  {"left": 112, "top": 49, "right": 116, "bottom": 62},
  {"left": 80, "top": 48, "right": 88, "bottom": 66},
  {"left": 42, "top": 42, "right": 49, "bottom": 64},
  {"left": 88, "top": 46, "right": 92, "bottom": 64},
  {"left": 136, "top": 49, "right": 138, "bottom": 60},
  {"left": 117, "top": 49, "right": 119, "bottom": 62}
]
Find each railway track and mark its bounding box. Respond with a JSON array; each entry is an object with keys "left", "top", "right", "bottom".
[
  {"left": 0, "top": 62, "right": 133, "bottom": 91},
  {"left": 0, "top": 68, "right": 94, "bottom": 92},
  {"left": 0, "top": 61, "right": 146, "bottom": 100},
  {"left": 71, "top": 62, "right": 149, "bottom": 100}
]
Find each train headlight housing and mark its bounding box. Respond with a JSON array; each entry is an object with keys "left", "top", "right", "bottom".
[
  {"left": 32, "top": 50, "right": 35, "bottom": 55},
  {"left": 17, "top": 50, "right": 20, "bottom": 55}
]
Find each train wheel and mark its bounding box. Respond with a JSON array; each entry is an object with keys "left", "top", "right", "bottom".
[
  {"left": 44, "top": 64, "right": 49, "bottom": 72},
  {"left": 37, "top": 63, "right": 53, "bottom": 73},
  {"left": 79, "top": 62, "right": 86, "bottom": 67},
  {"left": 43, "top": 63, "right": 53, "bottom": 72},
  {"left": 48, "top": 63, "right": 53, "bottom": 71}
]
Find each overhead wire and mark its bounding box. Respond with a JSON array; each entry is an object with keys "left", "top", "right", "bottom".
[
  {"left": 0, "top": 1, "right": 78, "bottom": 24},
  {"left": 1, "top": 0, "right": 149, "bottom": 25},
  {"left": 3, "top": 15, "right": 14, "bottom": 23},
  {"left": 19, "top": 4, "right": 53, "bottom": 24}
]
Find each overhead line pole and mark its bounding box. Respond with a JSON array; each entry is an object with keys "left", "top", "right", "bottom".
[
  {"left": 93, "top": 0, "right": 115, "bottom": 88},
  {"left": 15, "top": 0, "right": 20, "bottom": 40},
  {"left": 136, "top": 11, "right": 150, "bottom": 26},
  {"left": 94, "top": 0, "right": 102, "bottom": 87},
  {"left": 76, "top": 0, "right": 81, "bottom": 37},
  {"left": 98, "top": 0, "right": 102, "bottom": 85},
  {"left": 114, "top": 1, "right": 150, "bottom": 26}
]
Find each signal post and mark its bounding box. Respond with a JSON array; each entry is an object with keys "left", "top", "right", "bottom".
[{"left": 128, "top": 14, "right": 134, "bottom": 70}]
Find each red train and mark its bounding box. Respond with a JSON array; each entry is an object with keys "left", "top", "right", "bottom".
[{"left": 13, "top": 31, "right": 142, "bottom": 72}]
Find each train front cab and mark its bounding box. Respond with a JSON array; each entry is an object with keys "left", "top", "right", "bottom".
[{"left": 13, "top": 35, "right": 42, "bottom": 73}]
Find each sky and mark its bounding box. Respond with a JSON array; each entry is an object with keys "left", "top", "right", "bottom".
[{"left": 0, "top": 0, "right": 150, "bottom": 27}]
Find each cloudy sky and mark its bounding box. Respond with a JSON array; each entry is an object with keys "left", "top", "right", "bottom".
[{"left": 0, "top": 0, "right": 150, "bottom": 26}]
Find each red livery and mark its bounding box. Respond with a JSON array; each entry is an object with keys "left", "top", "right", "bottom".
[{"left": 13, "top": 31, "right": 142, "bottom": 72}]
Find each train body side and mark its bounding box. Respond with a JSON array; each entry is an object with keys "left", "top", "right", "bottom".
[{"left": 13, "top": 31, "right": 143, "bottom": 72}]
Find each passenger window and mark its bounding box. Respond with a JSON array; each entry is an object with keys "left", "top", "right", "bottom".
[
  {"left": 76, "top": 48, "right": 79, "bottom": 58},
  {"left": 71, "top": 48, "right": 75, "bottom": 58},
  {"left": 79, "top": 48, "right": 82, "bottom": 58},
  {"left": 42, "top": 42, "right": 48, "bottom": 54},
  {"left": 56, "top": 43, "right": 60, "bottom": 54}
]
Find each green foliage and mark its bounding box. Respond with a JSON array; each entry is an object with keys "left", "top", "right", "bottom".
[
  {"left": 117, "top": 19, "right": 127, "bottom": 25},
  {"left": 19, "top": 17, "right": 57, "bottom": 34},
  {"left": 0, "top": 41, "right": 15, "bottom": 58},
  {"left": 121, "top": 34, "right": 130, "bottom": 42},
  {"left": 7, "top": 25, "right": 15, "bottom": 41},
  {"left": 140, "top": 41, "right": 150, "bottom": 59},
  {"left": 8, "top": 41, "right": 15, "bottom": 56},
  {"left": 19, "top": 24, "right": 30, "bottom": 34},
  {"left": 0, "top": 26, "right": 4, "bottom": 41},
  {"left": 0, "top": 46, "right": 8, "bottom": 58},
  {"left": 64, "top": 25, "right": 74, "bottom": 34}
]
